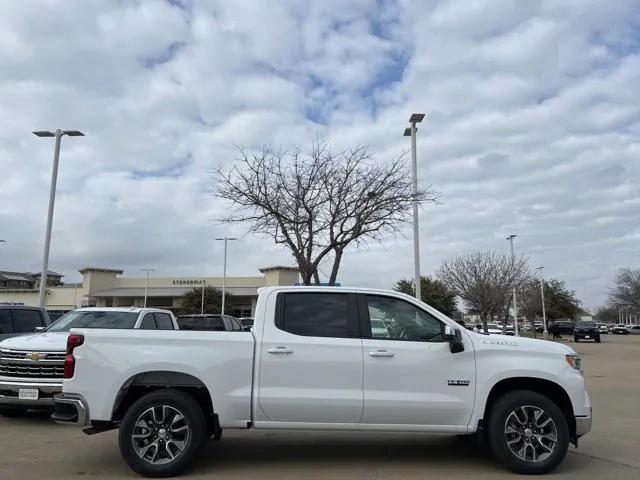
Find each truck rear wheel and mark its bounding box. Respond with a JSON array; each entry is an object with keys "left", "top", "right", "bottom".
[
  {"left": 487, "top": 390, "right": 569, "bottom": 475},
  {"left": 119, "top": 390, "right": 206, "bottom": 478}
]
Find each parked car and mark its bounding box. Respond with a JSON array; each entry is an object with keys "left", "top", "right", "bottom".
[
  {"left": 574, "top": 320, "right": 600, "bottom": 343},
  {"left": 503, "top": 325, "right": 516, "bottom": 336},
  {"left": 0, "top": 307, "right": 177, "bottom": 416},
  {"left": 626, "top": 325, "right": 640, "bottom": 335},
  {"left": 54, "top": 286, "right": 591, "bottom": 476},
  {"left": 0, "top": 306, "right": 50, "bottom": 340},
  {"left": 551, "top": 320, "right": 574, "bottom": 336},
  {"left": 176, "top": 314, "right": 243, "bottom": 332},
  {"left": 613, "top": 324, "right": 629, "bottom": 335},
  {"left": 486, "top": 323, "right": 503, "bottom": 335},
  {"left": 238, "top": 317, "right": 254, "bottom": 331},
  {"left": 596, "top": 324, "right": 608, "bottom": 334}
]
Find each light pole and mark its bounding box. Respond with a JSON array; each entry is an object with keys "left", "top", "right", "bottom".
[
  {"left": 201, "top": 283, "right": 206, "bottom": 314},
  {"left": 141, "top": 269, "right": 155, "bottom": 307},
  {"left": 506, "top": 234, "right": 519, "bottom": 336},
  {"left": 215, "top": 237, "right": 237, "bottom": 315},
  {"left": 33, "top": 129, "right": 84, "bottom": 308},
  {"left": 404, "top": 113, "right": 425, "bottom": 301},
  {"left": 537, "top": 266, "right": 548, "bottom": 338}
]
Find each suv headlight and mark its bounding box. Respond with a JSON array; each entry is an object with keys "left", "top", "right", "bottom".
[{"left": 566, "top": 354, "right": 582, "bottom": 372}]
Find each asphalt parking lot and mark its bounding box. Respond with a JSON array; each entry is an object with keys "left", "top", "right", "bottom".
[{"left": 1, "top": 334, "right": 639, "bottom": 479}]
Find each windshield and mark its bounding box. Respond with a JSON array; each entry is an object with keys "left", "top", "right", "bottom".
[
  {"left": 46, "top": 310, "right": 139, "bottom": 332},
  {"left": 577, "top": 320, "right": 596, "bottom": 328}
]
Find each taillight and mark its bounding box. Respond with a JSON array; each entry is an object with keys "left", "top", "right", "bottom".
[{"left": 64, "top": 334, "right": 84, "bottom": 379}]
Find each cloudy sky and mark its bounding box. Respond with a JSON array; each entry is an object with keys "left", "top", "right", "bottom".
[{"left": 1, "top": 0, "right": 639, "bottom": 311}]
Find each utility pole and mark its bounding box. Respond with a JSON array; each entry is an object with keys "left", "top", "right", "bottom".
[
  {"left": 215, "top": 237, "right": 237, "bottom": 315},
  {"left": 537, "top": 266, "right": 548, "bottom": 338},
  {"left": 141, "top": 269, "right": 154, "bottom": 307},
  {"left": 201, "top": 283, "right": 205, "bottom": 314},
  {"left": 33, "top": 129, "right": 84, "bottom": 308},
  {"left": 506, "top": 234, "right": 519, "bottom": 336},
  {"left": 404, "top": 113, "right": 425, "bottom": 301}
]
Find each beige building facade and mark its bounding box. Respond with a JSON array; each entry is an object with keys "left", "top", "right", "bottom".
[{"left": 0, "top": 266, "right": 299, "bottom": 318}]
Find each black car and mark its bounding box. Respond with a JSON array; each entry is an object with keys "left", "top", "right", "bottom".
[
  {"left": 176, "top": 314, "right": 243, "bottom": 332},
  {"left": 0, "top": 305, "right": 51, "bottom": 340},
  {"left": 574, "top": 320, "right": 600, "bottom": 343},
  {"left": 550, "top": 320, "right": 574, "bottom": 336}
]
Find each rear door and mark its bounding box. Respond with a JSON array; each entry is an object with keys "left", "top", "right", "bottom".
[
  {"left": 258, "top": 291, "right": 363, "bottom": 423},
  {"left": 360, "top": 294, "right": 475, "bottom": 427}
]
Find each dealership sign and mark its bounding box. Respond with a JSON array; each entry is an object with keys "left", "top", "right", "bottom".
[{"left": 172, "top": 280, "right": 207, "bottom": 286}]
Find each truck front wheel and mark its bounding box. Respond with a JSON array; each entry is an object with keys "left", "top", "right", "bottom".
[
  {"left": 487, "top": 390, "right": 569, "bottom": 474},
  {"left": 119, "top": 390, "right": 206, "bottom": 478}
]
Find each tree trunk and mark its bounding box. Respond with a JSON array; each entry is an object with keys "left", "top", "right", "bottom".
[
  {"left": 313, "top": 269, "right": 320, "bottom": 285},
  {"left": 480, "top": 312, "right": 488, "bottom": 334},
  {"left": 329, "top": 248, "right": 343, "bottom": 285}
]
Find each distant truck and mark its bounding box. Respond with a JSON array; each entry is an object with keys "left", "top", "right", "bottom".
[
  {"left": 0, "top": 307, "right": 177, "bottom": 416},
  {"left": 54, "top": 287, "right": 591, "bottom": 477}
]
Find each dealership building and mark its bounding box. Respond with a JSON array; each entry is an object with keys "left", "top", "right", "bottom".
[{"left": 0, "top": 265, "right": 300, "bottom": 318}]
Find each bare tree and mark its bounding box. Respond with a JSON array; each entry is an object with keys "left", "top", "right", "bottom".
[
  {"left": 436, "top": 251, "right": 530, "bottom": 333},
  {"left": 608, "top": 268, "right": 640, "bottom": 310},
  {"left": 214, "top": 144, "right": 437, "bottom": 285}
]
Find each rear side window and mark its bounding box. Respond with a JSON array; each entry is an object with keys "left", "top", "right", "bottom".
[
  {"left": 279, "top": 292, "right": 353, "bottom": 338},
  {"left": 139, "top": 313, "right": 157, "bottom": 330},
  {"left": 0, "top": 310, "right": 12, "bottom": 334},
  {"left": 154, "top": 313, "right": 174, "bottom": 330},
  {"left": 12, "top": 309, "right": 44, "bottom": 333},
  {"left": 177, "top": 316, "right": 225, "bottom": 331}
]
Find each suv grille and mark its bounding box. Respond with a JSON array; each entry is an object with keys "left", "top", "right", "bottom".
[{"left": 0, "top": 349, "right": 66, "bottom": 378}]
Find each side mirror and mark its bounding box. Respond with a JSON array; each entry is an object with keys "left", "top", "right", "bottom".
[
  {"left": 444, "top": 325, "right": 465, "bottom": 353},
  {"left": 34, "top": 326, "right": 46, "bottom": 333}
]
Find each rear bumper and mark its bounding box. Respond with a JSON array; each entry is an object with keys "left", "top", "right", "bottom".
[
  {"left": 0, "top": 378, "right": 62, "bottom": 407},
  {"left": 52, "top": 393, "right": 90, "bottom": 426}
]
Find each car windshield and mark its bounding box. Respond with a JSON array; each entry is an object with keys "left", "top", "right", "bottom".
[
  {"left": 577, "top": 321, "right": 595, "bottom": 328},
  {"left": 46, "top": 310, "right": 139, "bottom": 332}
]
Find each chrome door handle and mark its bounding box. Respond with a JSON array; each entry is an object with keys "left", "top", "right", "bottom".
[
  {"left": 267, "top": 346, "right": 293, "bottom": 354},
  {"left": 368, "top": 350, "right": 394, "bottom": 357}
]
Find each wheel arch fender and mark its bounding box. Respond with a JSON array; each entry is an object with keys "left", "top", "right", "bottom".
[{"left": 111, "top": 370, "right": 217, "bottom": 433}]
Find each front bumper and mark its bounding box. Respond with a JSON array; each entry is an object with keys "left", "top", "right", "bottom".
[
  {"left": 52, "top": 393, "right": 90, "bottom": 426},
  {"left": 0, "top": 378, "right": 62, "bottom": 407},
  {"left": 575, "top": 409, "right": 592, "bottom": 437}
]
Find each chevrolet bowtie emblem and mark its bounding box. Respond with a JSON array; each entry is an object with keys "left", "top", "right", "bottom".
[{"left": 26, "top": 352, "right": 44, "bottom": 362}]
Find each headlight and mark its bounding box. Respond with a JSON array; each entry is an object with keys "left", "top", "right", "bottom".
[{"left": 566, "top": 354, "right": 582, "bottom": 372}]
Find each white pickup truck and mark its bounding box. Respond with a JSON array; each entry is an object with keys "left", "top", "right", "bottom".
[{"left": 54, "top": 287, "right": 591, "bottom": 477}]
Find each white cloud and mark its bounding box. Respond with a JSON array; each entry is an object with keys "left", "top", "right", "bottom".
[{"left": 0, "top": 0, "right": 639, "bottom": 311}]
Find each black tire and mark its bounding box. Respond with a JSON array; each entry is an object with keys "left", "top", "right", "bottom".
[
  {"left": 0, "top": 406, "right": 28, "bottom": 417},
  {"left": 574, "top": 336, "right": 579, "bottom": 343},
  {"left": 595, "top": 336, "right": 601, "bottom": 343},
  {"left": 119, "top": 390, "right": 206, "bottom": 478},
  {"left": 487, "top": 390, "right": 569, "bottom": 475}
]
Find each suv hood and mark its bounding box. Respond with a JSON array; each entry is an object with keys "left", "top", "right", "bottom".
[
  {"left": 0, "top": 332, "right": 68, "bottom": 352},
  {"left": 470, "top": 331, "right": 576, "bottom": 356}
]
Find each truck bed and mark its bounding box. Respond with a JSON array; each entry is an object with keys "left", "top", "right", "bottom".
[{"left": 65, "top": 328, "right": 254, "bottom": 428}]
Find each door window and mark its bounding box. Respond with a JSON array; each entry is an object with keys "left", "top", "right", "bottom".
[
  {"left": 279, "top": 292, "right": 354, "bottom": 338},
  {"left": 365, "top": 295, "right": 444, "bottom": 342},
  {"left": 0, "top": 310, "right": 12, "bottom": 334},
  {"left": 12, "top": 309, "right": 44, "bottom": 333},
  {"left": 154, "top": 313, "right": 174, "bottom": 330},
  {"left": 139, "top": 313, "right": 157, "bottom": 330}
]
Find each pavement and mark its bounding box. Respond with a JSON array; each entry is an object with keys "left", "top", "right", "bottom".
[{"left": 1, "top": 334, "right": 639, "bottom": 479}]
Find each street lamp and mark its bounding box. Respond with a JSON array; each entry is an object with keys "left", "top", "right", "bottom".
[
  {"left": 506, "top": 234, "right": 519, "bottom": 336},
  {"left": 537, "top": 266, "right": 548, "bottom": 338},
  {"left": 215, "top": 237, "right": 237, "bottom": 315},
  {"left": 141, "top": 269, "right": 155, "bottom": 307},
  {"left": 33, "top": 129, "right": 84, "bottom": 308},
  {"left": 404, "top": 113, "right": 425, "bottom": 301}
]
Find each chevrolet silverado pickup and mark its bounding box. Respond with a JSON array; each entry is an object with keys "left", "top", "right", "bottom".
[
  {"left": 54, "top": 287, "right": 592, "bottom": 477},
  {"left": 0, "top": 307, "right": 177, "bottom": 415}
]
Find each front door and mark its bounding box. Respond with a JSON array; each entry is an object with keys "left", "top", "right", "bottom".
[
  {"left": 361, "top": 294, "right": 475, "bottom": 427},
  {"left": 258, "top": 291, "right": 363, "bottom": 423}
]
